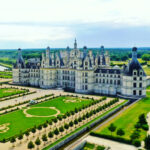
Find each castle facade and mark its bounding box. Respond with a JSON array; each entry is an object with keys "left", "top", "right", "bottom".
[{"left": 13, "top": 40, "right": 147, "bottom": 99}]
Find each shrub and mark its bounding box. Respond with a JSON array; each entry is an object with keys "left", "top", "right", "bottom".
[
  {"left": 142, "top": 124, "right": 149, "bottom": 131},
  {"left": 132, "top": 140, "right": 141, "bottom": 147}
]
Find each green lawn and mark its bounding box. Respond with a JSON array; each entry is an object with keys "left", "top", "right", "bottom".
[
  {"left": 0, "top": 96, "right": 92, "bottom": 140},
  {"left": 143, "top": 65, "right": 150, "bottom": 76},
  {"left": 95, "top": 91, "right": 150, "bottom": 141},
  {"left": 0, "top": 71, "right": 12, "bottom": 78},
  {"left": 26, "top": 108, "right": 57, "bottom": 116},
  {"left": 0, "top": 88, "right": 25, "bottom": 98}
]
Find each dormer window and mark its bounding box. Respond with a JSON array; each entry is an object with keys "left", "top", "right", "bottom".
[
  {"left": 85, "top": 62, "right": 88, "bottom": 65},
  {"left": 133, "top": 71, "right": 136, "bottom": 75},
  {"left": 140, "top": 71, "right": 143, "bottom": 75}
]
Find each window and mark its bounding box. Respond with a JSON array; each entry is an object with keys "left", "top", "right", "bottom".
[
  {"left": 85, "top": 85, "right": 88, "bottom": 90},
  {"left": 114, "top": 80, "right": 116, "bottom": 85},
  {"left": 74, "top": 61, "right": 76, "bottom": 65},
  {"left": 96, "top": 78, "right": 98, "bottom": 83},
  {"left": 139, "top": 83, "right": 142, "bottom": 88},
  {"left": 110, "top": 80, "right": 112, "bottom": 84},
  {"left": 133, "top": 90, "right": 136, "bottom": 95},
  {"left": 107, "top": 79, "right": 109, "bottom": 84},
  {"left": 134, "top": 71, "right": 136, "bottom": 75},
  {"left": 85, "top": 72, "right": 88, "bottom": 77},
  {"left": 139, "top": 90, "right": 142, "bottom": 95},
  {"left": 118, "top": 80, "right": 120, "bottom": 85},
  {"left": 140, "top": 77, "right": 142, "bottom": 81},
  {"left": 103, "top": 79, "right": 105, "bottom": 83},
  {"left": 85, "top": 62, "right": 88, "bottom": 65},
  {"left": 99, "top": 79, "right": 101, "bottom": 83},
  {"left": 85, "top": 79, "right": 88, "bottom": 83},
  {"left": 133, "top": 83, "right": 136, "bottom": 88},
  {"left": 82, "top": 85, "right": 84, "bottom": 90},
  {"left": 140, "top": 71, "right": 143, "bottom": 75},
  {"left": 133, "top": 77, "right": 137, "bottom": 81},
  {"left": 118, "top": 75, "right": 120, "bottom": 78}
]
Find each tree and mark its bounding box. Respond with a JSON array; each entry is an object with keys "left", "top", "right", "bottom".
[
  {"left": 145, "top": 135, "right": 150, "bottom": 149},
  {"left": 31, "top": 128, "right": 36, "bottom": 137},
  {"left": 59, "top": 126, "right": 64, "bottom": 136},
  {"left": 42, "top": 134, "right": 47, "bottom": 145},
  {"left": 116, "top": 128, "right": 125, "bottom": 136},
  {"left": 134, "top": 123, "right": 141, "bottom": 130},
  {"left": 54, "top": 128, "right": 59, "bottom": 136},
  {"left": 108, "top": 123, "right": 116, "bottom": 135},
  {"left": 48, "top": 131, "right": 53, "bottom": 142},
  {"left": 10, "top": 137, "right": 16, "bottom": 147},
  {"left": 35, "top": 137, "right": 41, "bottom": 149},
  {"left": 139, "top": 114, "right": 147, "bottom": 124},
  {"left": 142, "top": 54, "right": 150, "bottom": 61},
  {"left": 37, "top": 125, "right": 42, "bottom": 134},
  {"left": 25, "top": 131, "right": 30, "bottom": 140},
  {"left": 74, "top": 119, "right": 78, "bottom": 128},
  {"left": 18, "top": 133, "right": 23, "bottom": 144},
  {"left": 130, "top": 130, "right": 140, "bottom": 140},
  {"left": 69, "top": 121, "right": 73, "bottom": 127},
  {"left": 53, "top": 118, "right": 58, "bottom": 126},
  {"left": 28, "top": 141, "right": 35, "bottom": 149},
  {"left": 48, "top": 120, "right": 52, "bottom": 129},
  {"left": 43, "top": 123, "right": 48, "bottom": 132}
]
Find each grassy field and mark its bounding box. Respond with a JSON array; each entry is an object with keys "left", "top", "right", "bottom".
[
  {"left": 26, "top": 108, "right": 57, "bottom": 116},
  {"left": 0, "top": 71, "right": 12, "bottom": 79},
  {"left": 143, "top": 65, "right": 150, "bottom": 76},
  {"left": 0, "top": 96, "right": 92, "bottom": 140},
  {"left": 0, "top": 88, "right": 25, "bottom": 98},
  {"left": 94, "top": 91, "right": 150, "bottom": 141}
]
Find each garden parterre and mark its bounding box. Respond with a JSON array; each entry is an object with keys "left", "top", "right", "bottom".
[{"left": 0, "top": 96, "right": 93, "bottom": 141}]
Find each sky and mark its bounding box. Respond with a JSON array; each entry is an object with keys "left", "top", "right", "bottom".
[{"left": 0, "top": 0, "right": 150, "bottom": 48}]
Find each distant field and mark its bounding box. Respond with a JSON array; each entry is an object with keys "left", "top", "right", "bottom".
[
  {"left": 0, "top": 96, "right": 93, "bottom": 140},
  {"left": 94, "top": 91, "right": 150, "bottom": 141},
  {"left": 0, "top": 88, "right": 25, "bottom": 98},
  {"left": 0, "top": 71, "right": 12, "bottom": 79},
  {"left": 143, "top": 65, "right": 150, "bottom": 76}
]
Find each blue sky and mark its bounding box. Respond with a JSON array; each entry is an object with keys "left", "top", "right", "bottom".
[{"left": 0, "top": 0, "right": 150, "bottom": 48}]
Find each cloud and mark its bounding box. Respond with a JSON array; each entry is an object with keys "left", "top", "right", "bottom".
[
  {"left": 0, "top": 25, "right": 74, "bottom": 42},
  {"left": 0, "top": 0, "right": 150, "bottom": 48}
]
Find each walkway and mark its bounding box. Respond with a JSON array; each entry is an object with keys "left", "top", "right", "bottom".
[{"left": 85, "top": 135, "right": 137, "bottom": 150}]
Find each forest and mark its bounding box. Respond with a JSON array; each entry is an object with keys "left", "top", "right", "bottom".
[{"left": 0, "top": 47, "right": 149, "bottom": 69}]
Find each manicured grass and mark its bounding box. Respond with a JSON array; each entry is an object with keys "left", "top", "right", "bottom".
[
  {"left": 31, "top": 96, "right": 92, "bottom": 114},
  {"left": 0, "top": 88, "right": 25, "bottom": 98},
  {"left": 0, "top": 71, "right": 12, "bottom": 79},
  {"left": 0, "top": 96, "right": 92, "bottom": 140},
  {"left": 95, "top": 91, "right": 150, "bottom": 141},
  {"left": 26, "top": 108, "right": 57, "bottom": 116},
  {"left": 84, "top": 142, "right": 95, "bottom": 149}
]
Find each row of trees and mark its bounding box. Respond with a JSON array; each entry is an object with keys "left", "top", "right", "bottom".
[
  {"left": 107, "top": 113, "right": 149, "bottom": 147},
  {"left": 9, "top": 97, "right": 120, "bottom": 149},
  {"left": 26, "top": 98, "right": 120, "bottom": 149}
]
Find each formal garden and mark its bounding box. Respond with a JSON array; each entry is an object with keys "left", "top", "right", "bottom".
[
  {"left": 0, "top": 71, "right": 12, "bottom": 79},
  {"left": 92, "top": 91, "right": 150, "bottom": 148},
  {"left": 0, "top": 88, "right": 27, "bottom": 99},
  {"left": 0, "top": 93, "right": 126, "bottom": 150}
]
